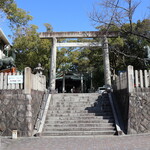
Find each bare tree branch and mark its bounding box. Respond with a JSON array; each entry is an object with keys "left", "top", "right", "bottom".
[
  {"left": 111, "top": 48, "right": 145, "bottom": 61},
  {"left": 90, "top": 0, "right": 150, "bottom": 41}
]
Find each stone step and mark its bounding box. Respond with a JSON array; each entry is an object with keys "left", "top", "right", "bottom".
[
  {"left": 54, "top": 98, "right": 104, "bottom": 102},
  {"left": 54, "top": 96, "right": 100, "bottom": 100},
  {"left": 52, "top": 99, "right": 100, "bottom": 103},
  {"left": 47, "top": 112, "right": 112, "bottom": 117},
  {"left": 52, "top": 98, "right": 101, "bottom": 103},
  {"left": 47, "top": 107, "right": 112, "bottom": 114},
  {"left": 48, "top": 108, "right": 111, "bottom": 113},
  {"left": 52, "top": 104, "right": 95, "bottom": 108},
  {"left": 49, "top": 105, "right": 111, "bottom": 110},
  {"left": 85, "top": 108, "right": 112, "bottom": 113},
  {"left": 42, "top": 130, "right": 115, "bottom": 136},
  {"left": 50, "top": 105, "right": 111, "bottom": 110},
  {"left": 53, "top": 100, "right": 98, "bottom": 104},
  {"left": 45, "top": 118, "right": 114, "bottom": 124},
  {"left": 42, "top": 93, "right": 116, "bottom": 137},
  {"left": 44, "top": 127, "right": 115, "bottom": 132},
  {"left": 53, "top": 96, "right": 108, "bottom": 99},
  {"left": 49, "top": 103, "right": 111, "bottom": 108},
  {"left": 48, "top": 110, "right": 88, "bottom": 113},
  {"left": 54, "top": 101, "right": 96, "bottom": 105},
  {"left": 46, "top": 115, "right": 114, "bottom": 120},
  {"left": 52, "top": 93, "right": 100, "bottom": 98},
  {"left": 52, "top": 102, "right": 110, "bottom": 107},
  {"left": 44, "top": 122, "right": 114, "bottom": 128},
  {"left": 47, "top": 111, "right": 113, "bottom": 117},
  {"left": 85, "top": 106, "right": 112, "bottom": 110},
  {"left": 48, "top": 107, "right": 112, "bottom": 114}
]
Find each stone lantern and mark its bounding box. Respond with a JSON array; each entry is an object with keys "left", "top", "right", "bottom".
[{"left": 33, "top": 63, "right": 44, "bottom": 75}]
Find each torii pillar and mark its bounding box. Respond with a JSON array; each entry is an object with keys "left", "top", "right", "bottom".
[
  {"left": 50, "top": 37, "right": 57, "bottom": 92},
  {"left": 103, "top": 35, "right": 111, "bottom": 86}
]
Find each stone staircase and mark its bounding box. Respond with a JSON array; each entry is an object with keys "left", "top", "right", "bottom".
[{"left": 42, "top": 93, "right": 116, "bottom": 136}]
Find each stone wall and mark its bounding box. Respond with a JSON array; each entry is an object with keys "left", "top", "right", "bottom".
[
  {"left": 0, "top": 90, "right": 44, "bottom": 136},
  {"left": 114, "top": 88, "right": 150, "bottom": 134},
  {"left": 128, "top": 89, "right": 150, "bottom": 134}
]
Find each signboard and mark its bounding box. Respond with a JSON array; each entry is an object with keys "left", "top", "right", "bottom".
[{"left": 8, "top": 75, "right": 23, "bottom": 84}]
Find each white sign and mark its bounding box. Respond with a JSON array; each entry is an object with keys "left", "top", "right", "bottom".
[{"left": 8, "top": 75, "right": 23, "bottom": 84}]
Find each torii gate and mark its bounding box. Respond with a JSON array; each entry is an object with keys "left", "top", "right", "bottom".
[{"left": 39, "top": 31, "right": 119, "bottom": 92}]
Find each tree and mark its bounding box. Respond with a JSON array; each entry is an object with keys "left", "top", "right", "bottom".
[
  {"left": 13, "top": 24, "right": 52, "bottom": 77},
  {"left": 105, "top": 21, "right": 150, "bottom": 73},
  {"left": 44, "top": 23, "right": 53, "bottom": 32},
  {"left": 90, "top": 0, "right": 150, "bottom": 74},
  {"left": 56, "top": 40, "right": 104, "bottom": 88},
  {"left": 0, "top": 0, "right": 32, "bottom": 29},
  {"left": 90, "top": 0, "right": 150, "bottom": 42}
]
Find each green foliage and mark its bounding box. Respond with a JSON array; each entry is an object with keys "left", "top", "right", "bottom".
[
  {"left": 107, "top": 19, "right": 150, "bottom": 73},
  {"left": 86, "top": 46, "right": 104, "bottom": 87},
  {"left": 44, "top": 23, "right": 53, "bottom": 32},
  {"left": 0, "top": 0, "right": 32, "bottom": 29},
  {"left": 57, "top": 48, "right": 70, "bottom": 71},
  {"left": 13, "top": 25, "right": 52, "bottom": 77},
  {"left": 56, "top": 40, "right": 104, "bottom": 88},
  {"left": 109, "top": 37, "right": 124, "bottom": 47}
]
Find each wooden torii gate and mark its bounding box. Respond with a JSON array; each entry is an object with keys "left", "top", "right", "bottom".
[{"left": 39, "top": 31, "right": 119, "bottom": 93}]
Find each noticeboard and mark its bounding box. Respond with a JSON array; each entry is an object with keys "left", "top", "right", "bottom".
[{"left": 8, "top": 75, "right": 23, "bottom": 84}]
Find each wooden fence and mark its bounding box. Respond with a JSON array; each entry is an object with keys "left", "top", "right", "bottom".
[
  {"left": 114, "top": 65, "right": 150, "bottom": 93},
  {"left": 0, "top": 67, "right": 46, "bottom": 92}
]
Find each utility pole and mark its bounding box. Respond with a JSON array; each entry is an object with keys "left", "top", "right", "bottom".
[{"left": 103, "top": 35, "right": 111, "bottom": 86}]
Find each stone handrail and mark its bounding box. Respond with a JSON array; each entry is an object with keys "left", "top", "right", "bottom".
[{"left": 33, "top": 93, "right": 51, "bottom": 136}]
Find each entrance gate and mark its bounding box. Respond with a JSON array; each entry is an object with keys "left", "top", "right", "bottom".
[{"left": 39, "top": 31, "right": 118, "bottom": 92}]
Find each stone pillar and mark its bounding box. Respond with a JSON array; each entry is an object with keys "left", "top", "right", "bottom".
[
  {"left": 50, "top": 37, "right": 57, "bottom": 92},
  {"left": 26, "top": 94, "right": 33, "bottom": 136},
  {"left": 24, "top": 67, "right": 32, "bottom": 94},
  {"left": 127, "top": 65, "right": 134, "bottom": 93},
  {"left": 144, "top": 70, "right": 148, "bottom": 88},
  {"left": 103, "top": 35, "right": 111, "bottom": 86}
]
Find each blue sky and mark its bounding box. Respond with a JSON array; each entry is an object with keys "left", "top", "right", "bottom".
[{"left": 0, "top": 0, "right": 150, "bottom": 43}]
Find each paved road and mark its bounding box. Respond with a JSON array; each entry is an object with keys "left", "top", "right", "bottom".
[{"left": 1, "top": 134, "right": 150, "bottom": 150}]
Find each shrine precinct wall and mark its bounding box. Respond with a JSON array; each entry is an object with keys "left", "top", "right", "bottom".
[
  {"left": 113, "top": 66, "right": 150, "bottom": 134},
  {"left": 0, "top": 89, "right": 44, "bottom": 136}
]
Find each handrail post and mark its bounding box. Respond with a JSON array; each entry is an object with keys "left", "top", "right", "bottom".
[
  {"left": 24, "top": 67, "right": 32, "bottom": 94},
  {"left": 127, "top": 65, "right": 134, "bottom": 93}
]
